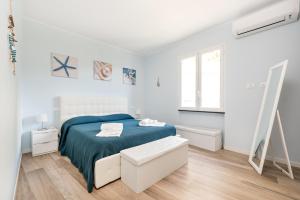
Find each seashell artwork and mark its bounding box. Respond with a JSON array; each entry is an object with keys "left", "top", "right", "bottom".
[{"left": 94, "top": 60, "right": 112, "bottom": 81}]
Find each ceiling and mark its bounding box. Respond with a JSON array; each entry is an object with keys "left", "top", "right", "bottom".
[{"left": 23, "top": 0, "right": 280, "bottom": 55}]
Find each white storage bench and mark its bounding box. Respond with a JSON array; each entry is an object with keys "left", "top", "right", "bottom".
[
  {"left": 120, "top": 136, "right": 188, "bottom": 193},
  {"left": 176, "top": 125, "right": 222, "bottom": 151}
]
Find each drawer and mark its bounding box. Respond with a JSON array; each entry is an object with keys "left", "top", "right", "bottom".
[
  {"left": 32, "top": 131, "right": 58, "bottom": 144},
  {"left": 32, "top": 141, "right": 58, "bottom": 156}
]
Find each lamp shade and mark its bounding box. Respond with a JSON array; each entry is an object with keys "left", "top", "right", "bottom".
[
  {"left": 135, "top": 109, "right": 141, "bottom": 115},
  {"left": 36, "top": 113, "right": 48, "bottom": 123}
]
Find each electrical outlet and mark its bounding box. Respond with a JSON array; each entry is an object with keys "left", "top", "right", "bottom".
[
  {"left": 259, "top": 82, "right": 266, "bottom": 88},
  {"left": 246, "top": 83, "right": 256, "bottom": 89}
]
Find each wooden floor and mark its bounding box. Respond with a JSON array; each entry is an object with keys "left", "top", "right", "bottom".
[{"left": 16, "top": 147, "right": 300, "bottom": 200}]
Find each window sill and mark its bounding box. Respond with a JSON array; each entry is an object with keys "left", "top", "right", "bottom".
[{"left": 178, "top": 109, "right": 225, "bottom": 114}]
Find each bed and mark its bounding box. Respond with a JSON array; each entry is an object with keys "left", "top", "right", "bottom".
[{"left": 58, "top": 96, "right": 176, "bottom": 192}]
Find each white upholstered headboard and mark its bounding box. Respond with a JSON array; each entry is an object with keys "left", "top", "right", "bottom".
[{"left": 59, "top": 96, "right": 128, "bottom": 122}]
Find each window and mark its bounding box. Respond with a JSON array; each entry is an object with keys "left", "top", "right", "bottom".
[
  {"left": 181, "top": 56, "right": 197, "bottom": 108},
  {"left": 180, "top": 46, "right": 224, "bottom": 112}
]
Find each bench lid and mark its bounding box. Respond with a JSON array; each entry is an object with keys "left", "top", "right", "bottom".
[
  {"left": 120, "top": 136, "right": 188, "bottom": 166},
  {"left": 175, "top": 125, "right": 221, "bottom": 136}
]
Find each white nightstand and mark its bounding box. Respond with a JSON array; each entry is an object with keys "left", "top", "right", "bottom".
[{"left": 31, "top": 128, "right": 59, "bottom": 157}]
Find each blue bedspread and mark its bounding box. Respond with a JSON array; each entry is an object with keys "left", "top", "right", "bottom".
[{"left": 59, "top": 114, "right": 176, "bottom": 192}]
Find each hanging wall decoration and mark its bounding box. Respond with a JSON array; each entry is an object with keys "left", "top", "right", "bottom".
[
  {"left": 93, "top": 60, "right": 112, "bottom": 81},
  {"left": 123, "top": 67, "right": 136, "bottom": 85},
  {"left": 156, "top": 76, "right": 160, "bottom": 87},
  {"left": 51, "top": 53, "right": 78, "bottom": 78},
  {"left": 8, "top": 13, "right": 17, "bottom": 75}
]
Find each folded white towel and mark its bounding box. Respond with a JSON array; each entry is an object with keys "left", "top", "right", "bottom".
[
  {"left": 96, "top": 123, "right": 123, "bottom": 137},
  {"left": 139, "top": 118, "right": 166, "bottom": 127}
]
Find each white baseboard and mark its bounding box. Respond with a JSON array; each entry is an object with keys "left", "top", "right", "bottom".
[
  {"left": 224, "top": 145, "right": 300, "bottom": 168},
  {"left": 266, "top": 155, "right": 300, "bottom": 168},
  {"left": 224, "top": 145, "right": 249, "bottom": 155},
  {"left": 13, "top": 153, "right": 22, "bottom": 200},
  {"left": 22, "top": 148, "right": 31, "bottom": 154}
]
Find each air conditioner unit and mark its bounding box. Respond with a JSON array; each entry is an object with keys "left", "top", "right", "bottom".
[{"left": 232, "top": 0, "right": 300, "bottom": 38}]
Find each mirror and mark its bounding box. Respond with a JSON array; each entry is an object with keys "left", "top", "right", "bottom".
[{"left": 249, "top": 60, "right": 291, "bottom": 176}]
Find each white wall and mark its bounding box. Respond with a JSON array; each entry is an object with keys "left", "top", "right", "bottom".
[
  {"left": 144, "top": 21, "right": 300, "bottom": 163},
  {"left": 19, "top": 5, "right": 300, "bottom": 165},
  {"left": 0, "top": 0, "right": 21, "bottom": 199},
  {"left": 20, "top": 18, "right": 145, "bottom": 152}
]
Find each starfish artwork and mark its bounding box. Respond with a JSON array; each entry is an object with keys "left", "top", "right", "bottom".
[{"left": 51, "top": 53, "right": 78, "bottom": 78}]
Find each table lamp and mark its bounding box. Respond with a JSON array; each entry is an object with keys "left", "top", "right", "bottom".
[
  {"left": 37, "top": 113, "right": 48, "bottom": 130},
  {"left": 135, "top": 109, "right": 141, "bottom": 119}
]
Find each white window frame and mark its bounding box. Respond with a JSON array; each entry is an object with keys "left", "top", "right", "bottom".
[{"left": 179, "top": 45, "right": 224, "bottom": 113}]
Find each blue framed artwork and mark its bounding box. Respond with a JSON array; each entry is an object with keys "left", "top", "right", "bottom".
[{"left": 123, "top": 67, "right": 136, "bottom": 85}]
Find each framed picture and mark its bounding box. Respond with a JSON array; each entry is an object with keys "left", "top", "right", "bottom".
[
  {"left": 51, "top": 53, "right": 78, "bottom": 78},
  {"left": 123, "top": 67, "right": 136, "bottom": 85},
  {"left": 94, "top": 60, "right": 112, "bottom": 81}
]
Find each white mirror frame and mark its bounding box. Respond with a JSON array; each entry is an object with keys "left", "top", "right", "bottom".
[{"left": 248, "top": 60, "right": 293, "bottom": 179}]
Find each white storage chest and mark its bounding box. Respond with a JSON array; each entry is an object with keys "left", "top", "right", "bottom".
[{"left": 176, "top": 125, "right": 222, "bottom": 151}]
